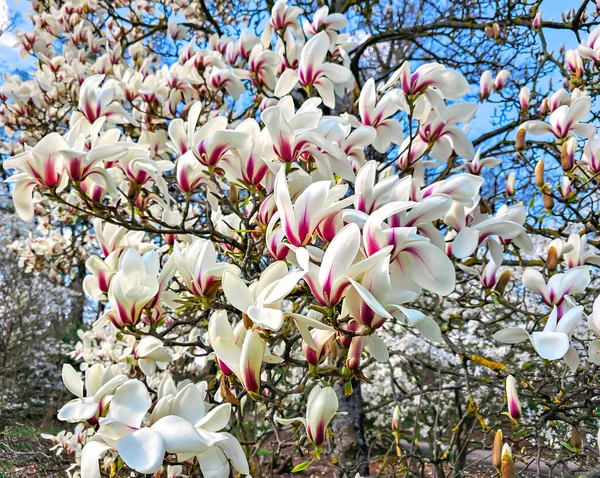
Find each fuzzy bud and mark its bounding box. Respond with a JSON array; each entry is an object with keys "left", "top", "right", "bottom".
[
  {"left": 501, "top": 444, "right": 515, "bottom": 478},
  {"left": 492, "top": 429, "right": 503, "bottom": 473},
  {"left": 571, "top": 426, "right": 582, "bottom": 452},
  {"left": 546, "top": 246, "right": 558, "bottom": 271},
  {"left": 535, "top": 160, "right": 545, "bottom": 187},
  {"left": 515, "top": 128, "right": 526, "bottom": 151},
  {"left": 543, "top": 186, "right": 554, "bottom": 211},
  {"left": 495, "top": 270, "right": 511, "bottom": 295}
]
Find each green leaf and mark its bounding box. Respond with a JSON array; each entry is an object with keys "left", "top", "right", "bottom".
[
  {"left": 257, "top": 449, "right": 273, "bottom": 456},
  {"left": 292, "top": 460, "right": 313, "bottom": 473},
  {"left": 560, "top": 441, "right": 575, "bottom": 452}
]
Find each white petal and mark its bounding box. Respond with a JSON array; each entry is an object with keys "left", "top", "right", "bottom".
[
  {"left": 196, "top": 403, "right": 231, "bottom": 433},
  {"left": 247, "top": 305, "right": 284, "bottom": 331},
  {"left": 81, "top": 440, "right": 112, "bottom": 478},
  {"left": 530, "top": 331, "right": 570, "bottom": 360},
  {"left": 109, "top": 379, "right": 151, "bottom": 429},
  {"left": 62, "top": 364, "right": 84, "bottom": 398},
  {"left": 151, "top": 415, "right": 208, "bottom": 453},
  {"left": 116, "top": 428, "right": 165, "bottom": 474}
]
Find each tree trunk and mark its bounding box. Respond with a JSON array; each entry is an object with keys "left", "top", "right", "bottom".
[{"left": 332, "top": 380, "right": 370, "bottom": 477}]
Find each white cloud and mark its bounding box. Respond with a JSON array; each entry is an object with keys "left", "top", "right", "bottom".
[
  {"left": 0, "top": 0, "right": 17, "bottom": 48},
  {"left": 0, "top": 0, "right": 9, "bottom": 29}
]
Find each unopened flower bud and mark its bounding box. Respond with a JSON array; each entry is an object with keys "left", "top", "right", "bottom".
[
  {"left": 561, "top": 138, "right": 576, "bottom": 171},
  {"left": 532, "top": 11, "right": 542, "bottom": 29},
  {"left": 392, "top": 404, "right": 401, "bottom": 432},
  {"left": 571, "top": 426, "right": 582, "bottom": 452},
  {"left": 501, "top": 444, "right": 515, "bottom": 478},
  {"left": 535, "top": 160, "right": 545, "bottom": 187},
  {"left": 485, "top": 26, "right": 494, "bottom": 38},
  {"left": 505, "top": 375, "right": 522, "bottom": 421},
  {"left": 547, "top": 246, "right": 559, "bottom": 271},
  {"left": 492, "top": 429, "right": 503, "bottom": 473},
  {"left": 543, "top": 186, "right": 554, "bottom": 211},
  {"left": 495, "top": 270, "right": 511, "bottom": 295},
  {"left": 515, "top": 128, "right": 526, "bottom": 151},
  {"left": 505, "top": 172, "right": 516, "bottom": 196},
  {"left": 493, "top": 23, "right": 501, "bottom": 40}
]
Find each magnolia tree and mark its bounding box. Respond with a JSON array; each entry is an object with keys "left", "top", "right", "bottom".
[{"left": 4, "top": 0, "right": 600, "bottom": 476}]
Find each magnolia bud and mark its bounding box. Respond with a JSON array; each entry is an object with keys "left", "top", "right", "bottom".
[
  {"left": 229, "top": 183, "right": 238, "bottom": 204},
  {"left": 392, "top": 404, "right": 401, "bottom": 432},
  {"left": 493, "top": 23, "right": 501, "bottom": 39},
  {"left": 239, "top": 329, "right": 265, "bottom": 396},
  {"left": 501, "top": 444, "right": 515, "bottom": 478},
  {"left": 542, "top": 186, "right": 554, "bottom": 211},
  {"left": 505, "top": 375, "right": 522, "bottom": 421},
  {"left": 561, "top": 138, "right": 576, "bottom": 171},
  {"left": 515, "top": 128, "right": 526, "bottom": 151},
  {"left": 535, "top": 160, "right": 545, "bottom": 187},
  {"left": 306, "top": 385, "right": 339, "bottom": 446},
  {"left": 485, "top": 26, "right": 494, "bottom": 38},
  {"left": 505, "top": 172, "right": 516, "bottom": 196},
  {"left": 571, "top": 426, "right": 582, "bottom": 452},
  {"left": 346, "top": 336, "right": 364, "bottom": 371},
  {"left": 492, "top": 429, "right": 503, "bottom": 473},
  {"left": 495, "top": 270, "right": 511, "bottom": 295},
  {"left": 532, "top": 11, "right": 542, "bottom": 29},
  {"left": 547, "top": 246, "right": 559, "bottom": 271}
]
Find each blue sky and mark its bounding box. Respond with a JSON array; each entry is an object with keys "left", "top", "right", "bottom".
[{"left": 0, "top": 0, "right": 584, "bottom": 70}]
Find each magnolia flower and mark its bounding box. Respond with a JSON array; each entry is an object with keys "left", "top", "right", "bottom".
[
  {"left": 354, "top": 160, "right": 407, "bottom": 213},
  {"left": 276, "top": 385, "right": 340, "bottom": 446},
  {"left": 357, "top": 78, "right": 402, "bottom": 153},
  {"left": 274, "top": 32, "right": 353, "bottom": 108},
  {"left": 107, "top": 248, "right": 174, "bottom": 328},
  {"left": 4, "top": 132, "right": 70, "bottom": 222},
  {"left": 587, "top": 296, "right": 600, "bottom": 365},
  {"left": 342, "top": 255, "right": 442, "bottom": 342},
  {"left": 363, "top": 202, "right": 456, "bottom": 296},
  {"left": 272, "top": 168, "right": 355, "bottom": 247},
  {"left": 454, "top": 148, "right": 501, "bottom": 175},
  {"left": 261, "top": 97, "right": 353, "bottom": 179},
  {"left": 300, "top": 222, "right": 391, "bottom": 306},
  {"left": 303, "top": 6, "right": 347, "bottom": 44},
  {"left": 385, "top": 61, "right": 470, "bottom": 100},
  {"left": 77, "top": 75, "right": 137, "bottom": 125},
  {"left": 82, "top": 251, "right": 119, "bottom": 299},
  {"left": 494, "top": 305, "right": 583, "bottom": 367},
  {"left": 412, "top": 102, "right": 477, "bottom": 161},
  {"left": 578, "top": 24, "right": 600, "bottom": 62},
  {"left": 566, "top": 50, "right": 585, "bottom": 78},
  {"left": 261, "top": 0, "right": 303, "bottom": 45},
  {"left": 563, "top": 233, "right": 600, "bottom": 268},
  {"left": 58, "top": 364, "right": 127, "bottom": 424},
  {"left": 522, "top": 266, "right": 590, "bottom": 313},
  {"left": 84, "top": 380, "right": 249, "bottom": 478},
  {"left": 208, "top": 311, "right": 277, "bottom": 396},
  {"left": 222, "top": 261, "right": 305, "bottom": 330},
  {"left": 169, "top": 102, "right": 251, "bottom": 167},
  {"left": 505, "top": 375, "right": 521, "bottom": 421},
  {"left": 445, "top": 203, "right": 525, "bottom": 259},
  {"left": 301, "top": 328, "right": 336, "bottom": 365},
  {"left": 173, "top": 240, "right": 239, "bottom": 299},
  {"left": 131, "top": 336, "right": 172, "bottom": 376},
  {"left": 580, "top": 135, "right": 600, "bottom": 174},
  {"left": 522, "top": 96, "right": 595, "bottom": 140}
]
